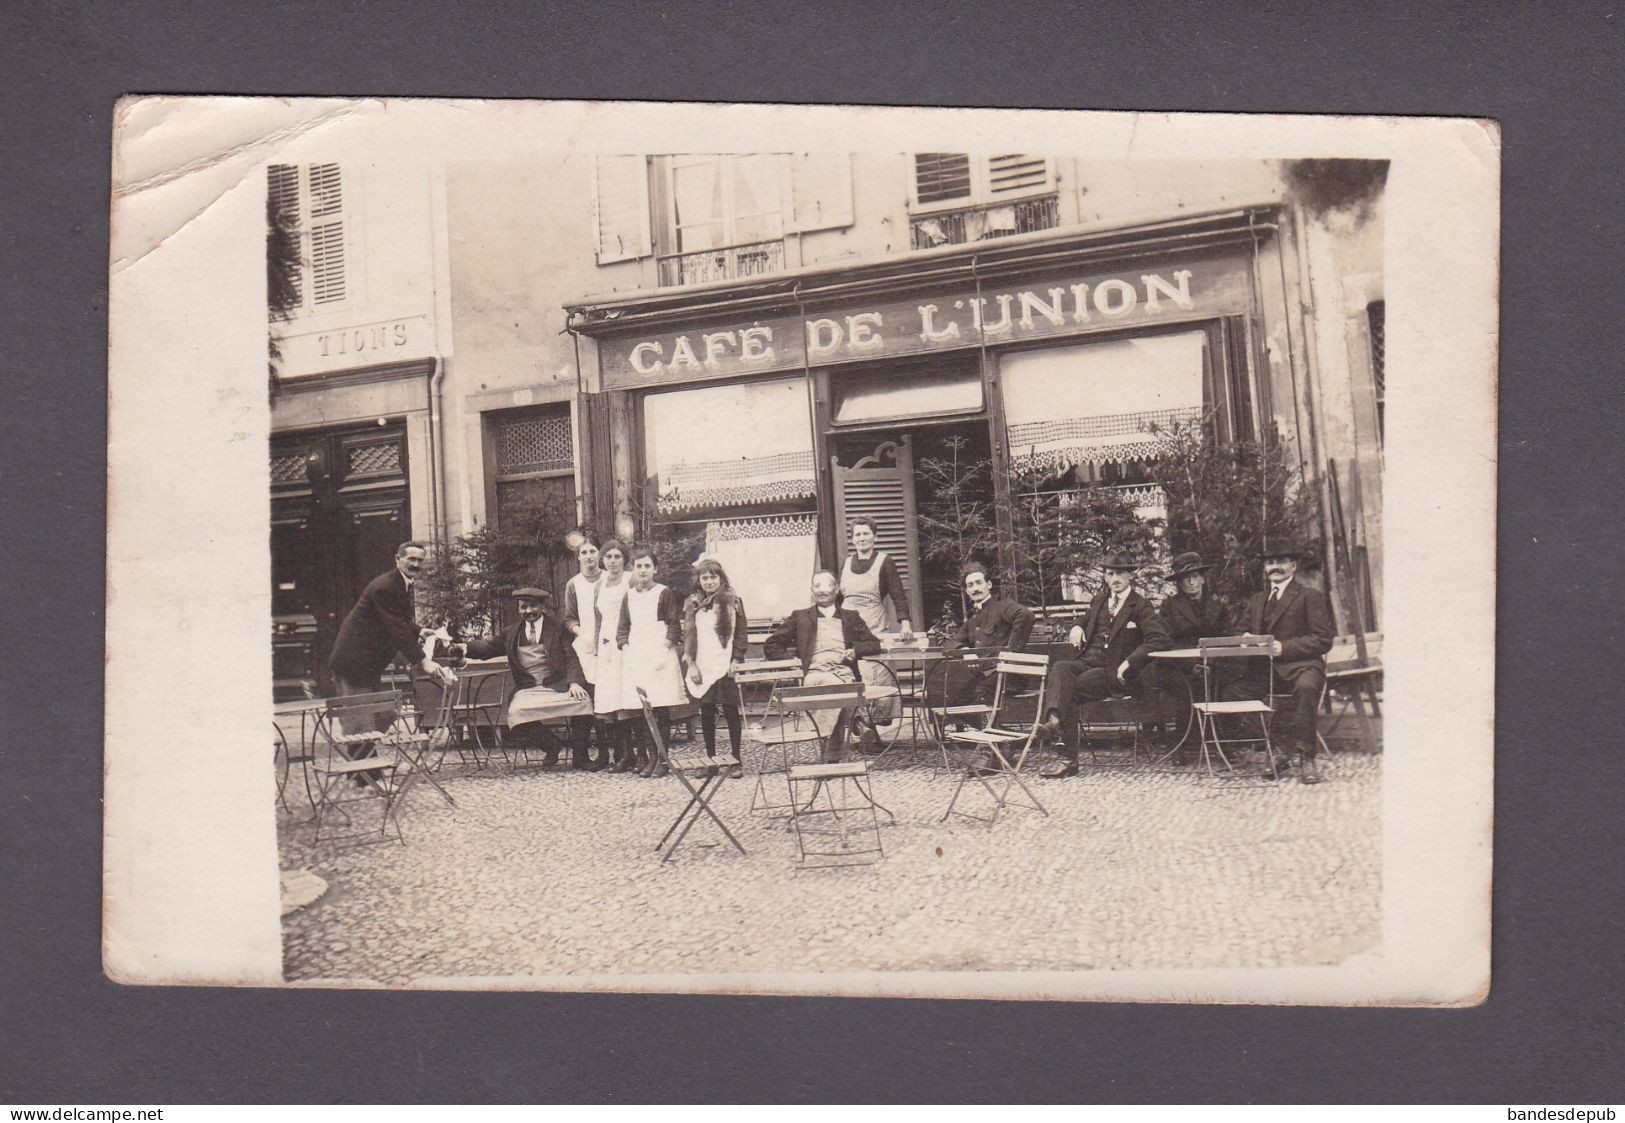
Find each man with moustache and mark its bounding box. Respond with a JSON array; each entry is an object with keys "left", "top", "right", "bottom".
[
  {"left": 764, "top": 570, "right": 884, "bottom": 763},
  {"left": 1037, "top": 551, "right": 1172, "bottom": 779},
  {"left": 1221, "top": 541, "right": 1334, "bottom": 783}
]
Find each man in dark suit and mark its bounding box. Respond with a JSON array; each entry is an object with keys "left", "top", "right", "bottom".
[
  {"left": 940, "top": 561, "right": 1035, "bottom": 716},
  {"left": 1038, "top": 552, "right": 1172, "bottom": 778},
  {"left": 764, "top": 570, "right": 883, "bottom": 762},
  {"left": 329, "top": 540, "right": 448, "bottom": 703},
  {"left": 1221, "top": 541, "right": 1334, "bottom": 783},
  {"left": 455, "top": 586, "right": 592, "bottom": 770}
]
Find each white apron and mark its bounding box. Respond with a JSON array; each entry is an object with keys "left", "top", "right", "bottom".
[
  {"left": 685, "top": 602, "right": 737, "bottom": 699},
  {"left": 619, "top": 583, "right": 688, "bottom": 711},
  {"left": 566, "top": 571, "right": 601, "bottom": 683},
  {"left": 592, "top": 576, "right": 630, "bottom": 717},
  {"left": 840, "top": 552, "right": 899, "bottom": 726}
]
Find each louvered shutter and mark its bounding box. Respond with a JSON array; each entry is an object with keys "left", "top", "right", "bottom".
[
  {"left": 267, "top": 165, "right": 303, "bottom": 309},
  {"left": 594, "top": 155, "right": 652, "bottom": 264},
  {"left": 914, "top": 153, "right": 972, "bottom": 205},
  {"left": 831, "top": 442, "right": 925, "bottom": 626},
  {"left": 306, "top": 163, "right": 347, "bottom": 305},
  {"left": 986, "top": 154, "right": 1051, "bottom": 195},
  {"left": 791, "top": 153, "right": 854, "bottom": 232}
]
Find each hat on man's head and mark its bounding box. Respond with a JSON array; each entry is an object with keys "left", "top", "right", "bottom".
[
  {"left": 1170, "top": 551, "right": 1213, "bottom": 579},
  {"left": 1260, "top": 539, "right": 1312, "bottom": 561},
  {"left": 1101, "top": 551, "right": 1140, "bottom": 572},
  {"left": 511, "top": 586, "right": 552, "bottom": 602}
]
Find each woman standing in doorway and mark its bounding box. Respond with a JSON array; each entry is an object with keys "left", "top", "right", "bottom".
[
  {"left": 682, "top": 557, "right": 748, "bottom": 780},
  {"left": 839, "top": 518, "right": 914, "bottom": 749},
  {"left": 617, "top": 545, "right": 687, "bottom": 778},
  {"left": 590, "top": 539, "right": 635, "bottom": 772},
  {"left": 561, "top": 533, "right": 605, "bottom": 769}
]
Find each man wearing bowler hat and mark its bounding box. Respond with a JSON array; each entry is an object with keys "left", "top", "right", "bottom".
[
  {"left": 1038, "top": 551, "right": 1171, "bottom": 779},
  {"left": 455, "top": 586, "right": 592, "bottom": 770},
  {"left": 1221, "top": 540, "right": 1334, "bottom": 783}
]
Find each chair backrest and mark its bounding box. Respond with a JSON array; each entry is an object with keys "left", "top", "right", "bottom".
[
  {"left": 987, "top": 650, "right": 1051, "bottom": 727},
  {"left": 920, "top": 646, "right": 1001, "bottom": 708},
  {"left": 1200, "top": 634, "right": 1274, "bottom": 655},
  {"left": 635, "top": 687, "right": 670, "bottom": 760},
  {"left": 768, "top": 681, "right": 866, "bottom": 715},
  {"left": 734, "top": 657, "right": 804, "bottom": 686},
  {"left": 325, "top": 690, "right": 399, "bottom": 741}
]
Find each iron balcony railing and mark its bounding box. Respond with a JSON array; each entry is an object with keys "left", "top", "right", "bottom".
[
  {"left": 909, "top": 193, "right": 1061, "bottom": 250},
  {"left": 657, "top": 239, "right": 786, "bottom": 287}
]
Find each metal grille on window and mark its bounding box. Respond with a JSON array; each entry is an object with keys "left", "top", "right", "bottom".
[
  {"left": 499, "top": 410, "right": 574, "bottom": 475},
  {"left": 270, "top": 450, "right": 308, "bottom": 485},
  {"left": 348, "top": 441, "right": 402, "bottom": 477}
]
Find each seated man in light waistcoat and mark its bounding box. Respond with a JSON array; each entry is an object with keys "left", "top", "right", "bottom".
[
  {"left": 455, "top": 586, "right": 592, "bottom": 769},
  {"left": 763, "top": 570, "right": 884, "bottom": 763}
]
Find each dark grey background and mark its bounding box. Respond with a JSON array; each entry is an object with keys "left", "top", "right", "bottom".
[{"left": 3, "top": 0, "right": 1619, "bottom": 1105}]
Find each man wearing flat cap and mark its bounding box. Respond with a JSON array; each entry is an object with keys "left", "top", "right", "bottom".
[
  {"left": 1038, "top": 551, "right": 1171, "bottom": 778},
  {"left": 1221, "top": 540, "right": 1334, "bottom": 783},
  {"left": 457, "top": 586, "right": 592, "bottom": 770}
]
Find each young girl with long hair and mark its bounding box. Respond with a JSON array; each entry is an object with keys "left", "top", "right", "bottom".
[{"left": 681, "top": 557, "right": 748, "bottom": 779}]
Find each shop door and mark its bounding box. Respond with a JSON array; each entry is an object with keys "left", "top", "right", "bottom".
[
  {"left": 271, "top": 424, "right": 410, "bottom": 699},
  {"left": 830, "top": 436, "right": 925, "bottom": 627}
]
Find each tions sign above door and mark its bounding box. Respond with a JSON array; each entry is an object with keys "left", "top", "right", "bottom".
[
  {"left": 596, "top": 251, "right": 1250, "bottom": 390},
  {"left": 275, "top": 314, "right": 434, "bottom": 378}
]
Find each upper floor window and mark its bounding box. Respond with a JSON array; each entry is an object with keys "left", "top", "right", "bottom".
[
  {"left": 909, "top": 153, "right": 1060, "bottom": 250},
  {"left": 593, "top": 154, "right": 854, "bottom": 286},
  {"left": 267, "top": 163, "right": 351, "bottom": 319}
]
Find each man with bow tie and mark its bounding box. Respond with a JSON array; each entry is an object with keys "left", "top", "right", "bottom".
[
  {"left": 458, "top": 586, "right": 592, "bottom": 770},
  {"left": 1221, "top": 541, "right": 1334, "bottom": 783},
  {"left": 1038, "top": 551, "right": 1171, "bottom": 779}
]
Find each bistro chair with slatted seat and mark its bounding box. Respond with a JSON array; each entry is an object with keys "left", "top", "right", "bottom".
[
  {"left": 744, "top": 680, "right": 863, "bottom": 817},
  {"left": 390, "top": 673, "right": 460, "bottom": 808},
  {"left": 920, "top": 647, "right": 1002, "bottom": 774},
  {"left": 776, "top": 681, "right": 894, "bottom": 869},
  {"left": 1190, "top": 635, "right": 1281, "bottom": 779},
  {"left": 312, "top": 691, "right": 407, "bottom": 846},
  {"left": 638, "top": 688, "right": 747, "bottom": 864},
  {"left": 940, "top": 650, "right": 1051, "bottom": 826}
]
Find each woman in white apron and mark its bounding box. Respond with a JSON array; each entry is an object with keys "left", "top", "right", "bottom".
[
  {"left": 591, "top": 539, "right": 635, "bottom": 771},
  {"left": 617, "top": 545, "right": 687, "bottom": 777},
  {"left": 681, "top": 557, "right": 749, "bottom": 779},
  {"left": 839, "top": 518, "right": 914, "bottom": 747},
  {"left": 561, "top": 535, "right": 605, "bottom": 768}
]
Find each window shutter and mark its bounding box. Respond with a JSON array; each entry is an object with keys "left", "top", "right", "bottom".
[
  {"left": 986, "top": 154, "right": 1051, "bottom": 195},
  {"left": 914, "top": 153, "right": 972, "bottom": 205},
  {"left": 790, "top": 153, "right": 853, "bottom": 231},
  {"left": 267, "top": 165, "right": 303, "bottom": 310},
  {"left": 594, "top": 155, "right": 652, "bottom": 264},
  {"left": 306, "top": 163, "right": 347, "bottom": 305}
]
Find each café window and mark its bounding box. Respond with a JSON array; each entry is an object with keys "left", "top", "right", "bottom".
[
  {"left": 641, "top": 376, "right": 818, "bottom": 619},
  {"left": 831, "top": 364, "right": 984, "bottom": 425},
  {"left": 909, "top": 153, "right": 1060, "bottom": 250},
  {"left": 267, "top": 163, "right": 353, "bottom": 318},
  {"left": 1000, "top": 329, "right": 1216, "bottom": 519}
]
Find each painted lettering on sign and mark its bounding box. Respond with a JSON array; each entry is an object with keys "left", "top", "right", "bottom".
[{"left": 599, "top": 255, "right": 1235, "bottom": 389}]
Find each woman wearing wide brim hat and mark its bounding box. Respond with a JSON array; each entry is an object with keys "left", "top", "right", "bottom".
[{"left": 1159, "top": 551, "right": 1231, "bottom": 648}]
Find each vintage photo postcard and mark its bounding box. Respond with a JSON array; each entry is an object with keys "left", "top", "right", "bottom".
[{"left": 105, "top": 98, "right": 1496, "bottom": 1002}]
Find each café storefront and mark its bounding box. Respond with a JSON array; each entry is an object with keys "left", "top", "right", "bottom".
[{"left": 566, "top": 206, "right": 1369, "bottom": 629}]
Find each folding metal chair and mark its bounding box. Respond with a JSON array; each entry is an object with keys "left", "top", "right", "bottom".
[
  {"left": 941, "top": 650, "right": 1051, "bottom": 825},
  {"left": 744, "top": 680, "right": 863, "bottom": 817},
  {"left": 312, "top": 691, "right": 406, "bottom": 846},
  {"left": 390, "top": 674, "right": 459, "bottom": 808},
  {"left": 920, "top": 647, "right": 1001, "bottom": 773},
  {"left": 1190, "top": 635, "right": 1280, "bottom": 778},
  {"left": 638, "top": 688, "right": 747, "bottom": 864}
]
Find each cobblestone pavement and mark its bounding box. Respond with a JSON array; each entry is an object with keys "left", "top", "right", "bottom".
[{"left": 278, "top": 736, "right": 1382, "bottom": 985}]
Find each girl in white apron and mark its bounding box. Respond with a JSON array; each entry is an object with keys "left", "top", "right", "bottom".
[
  {"left": 561, "top": 535, "right": 605, "bottom": 768},
  {"left": 591, "top": 539, "right": 635, "bottom": 771},
  {"left": 681, "top": 557, "right": 748, "bottom": 779},
  {"left": 839, "top": 518, "right": 915, "bottom": 745},
  {"left": 617, "top": 545, "right": 687, "bottom": 777}
]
